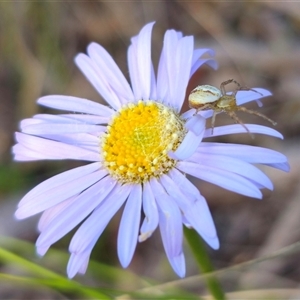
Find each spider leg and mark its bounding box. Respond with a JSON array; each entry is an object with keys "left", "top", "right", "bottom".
[
  {"left": 236, "top": 106, "right": 277, "bottom": 126},
  {"left": 233, "top": 86, "right": 263, "bottom": 97},
  {"left": 220, "top": 79, "right": 235, "bottom": 95},
  {"left": 220, "top": 79, "right": 263, "bottom": 97},
  {"left": 225, "top": 111, "right": 254, "bottom": 139},
  {"left": 230, "top": 80, "right": 254, "bottom": 97},
  {"left": 193, "top": 103, "right": 214, "bottom": 115},
  {"left": 210, "top": 111, "right": 218, "bottom": 134}
]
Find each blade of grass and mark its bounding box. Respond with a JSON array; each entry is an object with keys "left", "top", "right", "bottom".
[
  {"left": 0, "top": 272, "right": 110, "bottom": 299},
  {"left": 135, "top": 240, "right": 300, "bottom": 294},
  {"left": 0, "top": 247, "right": 109, "bottom": 299},
  {"left": 183, "top": 227, "right": 225, "bottom": 300},
  {"left": 0, "top": 236, "right": 200, "bottom": 299},
  {"left": 0, "top": 236, "right": 154, "bottom": 288},
  {"left": 202, "top": 288, "right": 300, "bottom": 300}
]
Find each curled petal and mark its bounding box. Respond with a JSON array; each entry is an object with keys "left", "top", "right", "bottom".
[
  {"left": 139, "top": 181, "right": 159, "bottom": 242},
  {"left": 185, "top": 114, "right": 206, "bottom": 136},
  {"left": 169, "top": 128, "right": 204, "bottom": 160},
  {"left": 190, "top": 58, "right": 218, "bottom": 77}
]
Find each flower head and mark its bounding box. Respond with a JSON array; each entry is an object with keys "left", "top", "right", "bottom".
[{"left": 13, "top": 22, "right": 289, "bottom": 278}]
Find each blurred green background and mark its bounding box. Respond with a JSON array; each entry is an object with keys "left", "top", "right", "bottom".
[{"left": 0, "top": 1, "right": 300, "bottom": 299}]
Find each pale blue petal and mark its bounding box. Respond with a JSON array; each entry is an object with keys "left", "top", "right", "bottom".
[
  {"left": 172, "top": 36, "right": 194, "bottom": 111},
  {"left": 188, "top": 153, "right": 273, "bottom": 190},
  {"left": 139, "top": 181, "right": 159, "bottom": 242},
  {"left": 67, "top": 248, "right": 93, "bottom": 279},
  {"left": 168, "top": 168, "right": 203, "bottom": 200},
  {"left": 191, "top": 48, "right": 215, "bottom": 66},
  {"left": 135, "top": 22, "right": 155, "bottom": 100},
  {"left": 36, "top": 245, "right": 50, "bottom": 256},
  {"left": 32, "top": 132, "right": 99, "bottom": 151},
  {"left": 20, "top": 118, "right": 42, "bottom": 128},
  {"left": 75, "top": 54, "right": 121, "bottom": 110},
  {"left": 16, "top": 164, "right": 104, "bottom": 217},
  {"left": 191, "top": 49, "right": 216, "bottom": 77},
  {"left": 157, "top": 30, "right": 179, "bottom": 105},
  {"left": 118, "top": 184, "right": 142, "bottom": 268},
  {"left": 38, "top": 195, "right": 78, "bottom": 232},
  {"left": 150, "top": 178, "right": 183, "bottom": 257},
  {"left": 159, "top": 174, "right": 191, "bottom": 209},
  {"left": 193, "top": 109, "right": 214, "bottom": 120},
  {"left": 13, "top": 144, "right": 52, "bottom": 161},
  {"left": 185, "top": 114, "right": 206, "bottom": 136},
  {"left": 180, "top": 109, "right": 195, "bottom": 120},
  {"left": 69, "top": 183, "right": 132, "bottom": 253},
  {"left": 15, "top": 132, "right": 100, "bottom": 161},
  {"left": 204, "top": 124, "right": 283, "bottom": 139},
  {"left": 23, "top": 171, "right": 106, "bottom": 220},
  {"left": 184, "top": 200, "right": 219, "bottom": 249},
  {"left": 264, "top": 162, "right": 290, "bottom": 172},
  {"left": 127, "top": 45, "right": 138, "bottom": 103},
  {"left": 87, "top": 42, "right": 134, "bottom": 103},
  {"left": 58, "top": 114, "right": 109, "bottom": 124},
  {"left": 197, "top": 143, "right": 288, "bottom": 164},
  {"left": 159, "top": 174, "right": 219, "bottom": 249},
  {"left": 177, "top": 161, "right": 262, "bottom": 199},
  {"left": 22, "top": 123, "right": 105, "bottom": 135},
  {"left": 38, "top": 95, "right": 114, "bottom": 116},
  {"left": 32, "top": 114, "right": 78, "bottom": 124},
  {"left": 155, "top": 186, "right": 186, "bottom": 278},
  {"left": 128, "top": 22, "right": 155, "bottom": 100},
  {"left": 169, "top": 128, "right": 204, "bottom": 160},
  {"left": 149, "top": 62, "right": 157, "bottom": 100},
  {"left": 190, "top": 58, "right": 218, "bottom": 77},
  {"left": 167, "top": 252, "right": 186, "bottom": 278},
  {"left": 31, "top": 133, "right": 103, "bottom": 153},
  {"left": 31, "top": 113, "right": 109, "bottom": 125},
  {"left": 236, "top": 88, "right": 272, "bottom": 106},
  {"left": 77, "top": 257, "right": 89, "bottom": 275},
  {"left": 36, "top": 176, "right": 116, "bottom": 248}
]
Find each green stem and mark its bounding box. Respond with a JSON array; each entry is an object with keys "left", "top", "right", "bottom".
[
  {"left": 0, "top": 247, "right": 109, "bottom": 299},
  {"left": 184, "top": 227, "right": 226, "bottom": 300}
]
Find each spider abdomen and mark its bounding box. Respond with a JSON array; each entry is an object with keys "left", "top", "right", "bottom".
[{"left": 188, "top": 85, "right": 221, "bottom": 110}]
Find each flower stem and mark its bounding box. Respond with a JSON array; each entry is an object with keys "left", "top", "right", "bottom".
[{"left": 184, "top": 227, "right": 226, "bottom": 300}]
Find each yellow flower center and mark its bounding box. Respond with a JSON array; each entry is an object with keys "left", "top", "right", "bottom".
[{"left": 101, "top": 100, "right": 186, "bottom": 183}]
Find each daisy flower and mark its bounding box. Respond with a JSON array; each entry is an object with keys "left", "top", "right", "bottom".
[{"left": 13, "top": 22, "right": 289, "bottom": 279}]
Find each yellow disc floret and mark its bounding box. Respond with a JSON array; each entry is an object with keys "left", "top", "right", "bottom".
[{"left": 101, "top": 100, "right": 186, "bottom": 183}]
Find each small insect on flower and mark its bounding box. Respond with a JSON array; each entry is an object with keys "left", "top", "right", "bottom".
[{"left": 188, "top": 79, "right": 277, "bottom": 136}]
